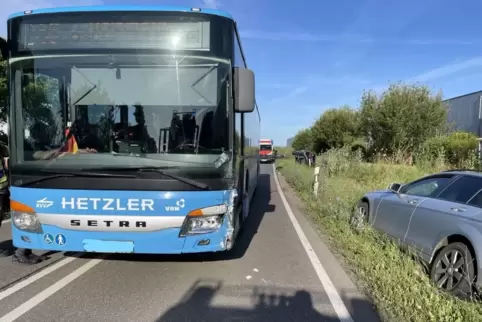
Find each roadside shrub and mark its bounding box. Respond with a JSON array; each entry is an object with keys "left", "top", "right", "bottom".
[
  {"left": 416, "top": 131, "right": 478, "bottom": 168},
  {"left": 350, "top": 140, "right": 367, "bottom": 160},
  {"left": 445, "top": 132, "right": 479, "bottom": 168},
  {"left": 359, "top": 83, "right": 447, "bottom": 156},
  {"left": 291, "top": 128, "right": 313, "bottom": 151},
  {"left": 311, "top": 106, "right": 361, "bottom": 152}
]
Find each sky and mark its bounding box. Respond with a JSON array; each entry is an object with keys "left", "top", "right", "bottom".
[{"left": 2, "top": 0, "right": 482, "bottom": 146}]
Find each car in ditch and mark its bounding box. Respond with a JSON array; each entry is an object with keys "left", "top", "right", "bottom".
[{"left": 350, "top": 169, "right": 482, "bottom": 299}]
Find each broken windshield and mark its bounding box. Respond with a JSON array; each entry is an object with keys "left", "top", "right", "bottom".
[{"left": 10, "top": 54, "right": 232, "bottom": 169}]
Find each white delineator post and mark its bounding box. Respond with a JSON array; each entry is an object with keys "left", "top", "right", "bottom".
[{"left": 313, "top": 166, "right": 320, "bottom": 196}]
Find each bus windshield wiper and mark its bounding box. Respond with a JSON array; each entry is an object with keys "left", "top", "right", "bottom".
[
  {"left": 17, "top": 170, "right": 136, "bottom": 187},
  {"left": 70, "top": 66, "right": 98, "bottom": 106},
  {"left": 89, "top": 166, "right": 209, "bottom": 190}
]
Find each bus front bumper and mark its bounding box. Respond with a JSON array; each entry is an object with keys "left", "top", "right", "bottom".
[{"left": 11, "top": 220, "right": 234, "bottom": 254}]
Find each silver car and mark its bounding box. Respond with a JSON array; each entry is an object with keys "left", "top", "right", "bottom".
[{"left": 350, "top": 170, "right": 482, "bottom": 299}]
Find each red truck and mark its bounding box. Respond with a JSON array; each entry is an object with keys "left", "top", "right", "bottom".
[{"left": 259, "top": 139, "right": 276, "bottom": 163}]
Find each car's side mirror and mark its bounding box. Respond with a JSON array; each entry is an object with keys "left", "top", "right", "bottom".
[
  {"left": 0, "top": 37, "right": 7, "bottom": 60},
  {"left": 233, "top": 67, "right": 255, "bottom": 113},
  {"left": 388, "top": 183, "right": 402, "bottom": 193}
]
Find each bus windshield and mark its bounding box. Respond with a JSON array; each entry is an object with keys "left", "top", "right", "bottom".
[
  {"left": 10, "top": 54, "right": 232, "bottom": 170},
  {"left": 260, "top": 144, "right": 272, "bottom": 151}
]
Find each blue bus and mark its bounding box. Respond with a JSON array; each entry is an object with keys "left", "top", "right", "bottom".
[{"left": 0, "top": 6, "right": 260, "bottom": 254}]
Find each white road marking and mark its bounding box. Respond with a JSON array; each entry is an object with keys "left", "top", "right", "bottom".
[
  {"left": 0, "top": 253, "right": 82, "bottom": 301},
  {"left": 0, "top": 256, "right": 103, "bottom": 322},
  {"left": 272, "top": 164, "right": 354, "bottom": 322}
]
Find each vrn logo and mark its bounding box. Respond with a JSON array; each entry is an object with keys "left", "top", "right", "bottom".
[
  {"left": 165, "top": 199, "right": 185, "bottom": 212},
  {"left": 36, "top": 197, "right": 54, "bottom": 208}
]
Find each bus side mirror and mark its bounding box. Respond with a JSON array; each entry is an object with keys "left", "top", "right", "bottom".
[
  {"left": 234, "top": 67, "right": 255, "bottom": 113},
  {"left": 0, "top": 37, "right": 7, "bottom": 60}
]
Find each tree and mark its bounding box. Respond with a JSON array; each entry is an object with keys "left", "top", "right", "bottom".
[
  {"left": 292, "top": 128, "right": 313, "bottom": 151},
  {"left": 311, "top": 105, "right": 361, "bottom": 153},
  {"left": 360, "top": 83, "right": 447, "bottom": 155}
]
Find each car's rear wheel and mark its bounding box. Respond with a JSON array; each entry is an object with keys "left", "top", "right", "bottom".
[
  {"left": 349, "top": 200, "right": 369, "bottom": 232},
  {"left": 430, "top": 242, "right": 476, "bottom": 299}
]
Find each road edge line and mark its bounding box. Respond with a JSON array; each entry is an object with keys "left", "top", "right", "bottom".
[{"left": 272, "top": 163, "right": 354, "bottom": 322}]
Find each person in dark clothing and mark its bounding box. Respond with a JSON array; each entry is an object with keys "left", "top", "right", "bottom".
[
  {"left": 129, "top": 106, "right": 157, "bottom": 153},
  {"left": 12, "top": 249, "right": 43, "bottom": 264},
  {"left": 0, "top": 143, "right": 12, "bottom": 258},
  {"left": 0, "top": 143, "right": 44, "bottom": 264},
  {"left": 0, "top": 247, "right": 44, "bottom": 264}
]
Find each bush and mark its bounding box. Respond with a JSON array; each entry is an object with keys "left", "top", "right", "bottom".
[
  {"left": 290, "top": 83, "right": 471, "bottom": 166},
  {"left": 311, "top": 106, "right": 361, "bottom": 152},
  {"left": 291, "top": 128, "right": 313, "bottom": 151},
  {"left": 417, "top": 132, "right": 479, "bottom": 168},
  {"left": 350, "top": 140, "right": 368, "bottom": 160},
  {"left": 359, "top": 83, "right": 447, "bottom": 156},
  {"left": 276, "top": 149, "right": 482, "bottom": 322},
  {"left": 445, "top": 132, "right": 479, "bottom": 167}
]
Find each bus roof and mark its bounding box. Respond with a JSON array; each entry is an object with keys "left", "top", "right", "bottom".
[{"left": 8, "top": 5, "right": 233, "bottom": 20}]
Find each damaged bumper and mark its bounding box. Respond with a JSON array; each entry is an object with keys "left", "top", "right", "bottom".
[{"left": 12, "top": 216, "right": 234, "bottom": 254}]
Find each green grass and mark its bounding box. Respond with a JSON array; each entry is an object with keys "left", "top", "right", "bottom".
[{"left": 276, "top": 151, "right": 482, "bottom": 322}]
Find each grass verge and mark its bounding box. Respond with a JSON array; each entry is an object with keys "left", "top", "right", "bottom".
[{"left": 276, "top": 151, "right": 482, "bottom": 322}]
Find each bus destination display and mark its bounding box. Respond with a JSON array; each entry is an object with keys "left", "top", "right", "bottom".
[{"left": 18, "top": 21, "right": 211, "bottom": 51}]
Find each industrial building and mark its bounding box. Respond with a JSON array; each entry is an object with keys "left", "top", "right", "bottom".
[
  {"left": 444, "top": 90, "right": 482, "bottom": 135},
  {"left": 286, "top": 137, "right": 294, "bottom": 147},
  {"left": 443, "top": 90, "right": 482, "bottom": 151}
]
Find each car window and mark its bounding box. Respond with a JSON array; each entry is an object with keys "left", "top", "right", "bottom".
[
  {"left": 468, "top": 190, "right": 482, "bottom": 208},
  {"left": 437, "top": 175, "right": 482, "bottom": 205},
  {"left": 400, "top": 176, "right": 453, "bottom": 197}
]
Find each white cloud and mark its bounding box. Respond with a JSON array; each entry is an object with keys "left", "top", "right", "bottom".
[
  {"left": 263, "top": 85, "right": 308, "bottom": 106},
  {"left": 286, "top": 86, "right": 307, "bottom": 98},
  {"left": 305, "top": 75, "right": 371, "bottom": 86},
  {"left": 258, "top": 83, "right": 295, "bottom": 89},
  {"left": 1, "top": 0, "right": 103, "bottom": 36},
  {"left": 412, "top": 57, "right": 482, "bottom": 82},
  {"left": 239, "top": 30, "right": 474, "bottom": 46},
  {"left": 362, "top": 56, "right": 482, "bottom": 95},
  {"left": 202, "top": 0, "right": 221, "bottom": 9},
  {"left": 240, "top": 30, "right": 374, "bottom": 43}
]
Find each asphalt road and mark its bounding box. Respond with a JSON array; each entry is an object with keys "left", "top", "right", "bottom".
[{"left": 0, "top": 164, "right": 381, "bottom": 322}]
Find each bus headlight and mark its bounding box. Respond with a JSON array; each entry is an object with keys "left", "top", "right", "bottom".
[
  {"left": 180, "top": 204, "right": 227, "bottom": 236},
  {"left": 11, "top": 211, "right": 42, "bottom": 232}
]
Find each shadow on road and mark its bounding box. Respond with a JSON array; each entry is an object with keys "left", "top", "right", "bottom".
[
  {"left": 156, "top": 279, "right": 378, "bottom": 322},
  {"left": 75, "top": 173, "right": 275, "bottom": 263},
  {"left": 0, "top": 237, "right": 59, "bottom": 260}
]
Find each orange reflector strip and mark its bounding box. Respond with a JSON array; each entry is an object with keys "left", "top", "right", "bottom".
[
  {"left": 187, "top": 209, "right": 203, "bottom": 217},
  {"left": 10, "top": 200, "right": 34, "bottom": 213}
]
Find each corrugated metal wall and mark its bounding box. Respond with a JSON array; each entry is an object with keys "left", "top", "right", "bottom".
[{"left": 444, "top": 91, "right": 482, "bottom": 136}]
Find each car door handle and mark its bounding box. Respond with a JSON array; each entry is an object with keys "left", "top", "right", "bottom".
[
  {"left": 451, "top": 207, "right": 467, "bottom": 212},
  {"left": 407, "top": 199, "right": 419, "bottom": 204}
]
